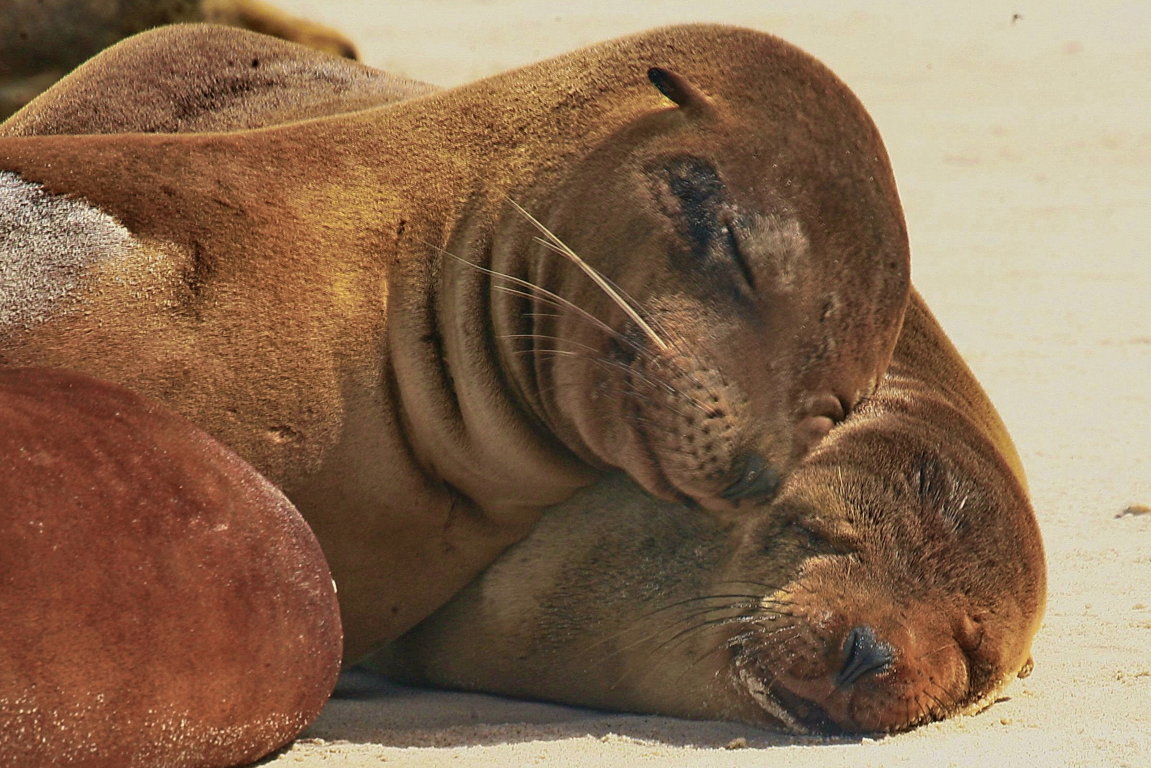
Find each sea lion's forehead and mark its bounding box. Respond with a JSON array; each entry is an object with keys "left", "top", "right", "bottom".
[
  {"left": 782, "top": 438, "right": 1025, "bottom": 573},
  {"left": 779, "top": 429, "right": 949, "bottom": 517}
]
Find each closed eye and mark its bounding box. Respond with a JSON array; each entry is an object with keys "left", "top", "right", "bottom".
[
  {"left": 793, "top": 522, "right": 826, "bottom": 551},
  {"left": 758, "top": 506, "right": 842, "bottom": 557},
  {"left": 721, "top": 218, "right": 756, "bottom": 289}
]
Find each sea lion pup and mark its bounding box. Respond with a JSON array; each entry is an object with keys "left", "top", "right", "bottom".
[
  {"left": 0, "top": 24, "right": 910, "bottom": 659},
  {"left": 0, "top": 1, "right": 358, "bottom": 119},
  {"left": 379, "top": 292, "right": 1046, "bottom": 734},
  {"left": 0, "top": 367, "right": 341, "bottom": 768},
  {"left": 1, "top": 25, "right": 432, "bottom": 137}
]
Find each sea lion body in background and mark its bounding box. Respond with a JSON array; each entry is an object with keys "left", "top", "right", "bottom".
[
  {"left": 199, "top": 0, "right": 357, "bottom": 59},
  {"left": 0, "top": 0, "right": 357, "bottom": 119},
  {"left": 1, "top": 25, "right": 431, "bottom": 137},
  {"left": 381, "top": 292, "right": 1046, "bottom": 734},
  {"left": 0, "top": 367, "right": 341, "bottom": 768},
  {"left": 0, "top": 25, "right": 910, "bottom": 660}
]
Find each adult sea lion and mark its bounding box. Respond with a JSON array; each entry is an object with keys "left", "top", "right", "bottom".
[
  {"left": 0, "top": 24, "right": 910, "bottom": 660},
  {"left": 0, "top": 367, "right": 342, "bottom": 768},
  {"left": 380, "top": 291, "right": 1046, "bottom": 734},
  {"left": 0, "top": 0, "right": 358, "bottom": 118}
]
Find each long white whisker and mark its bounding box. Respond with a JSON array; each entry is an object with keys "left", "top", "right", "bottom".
[
  {"left": 490, "top": 284, "right": 632, "bottom": 349},
  {"left": 532, "top": 237, "right": 678, "bottom": 354},
  {"left": 506, "top": 197, "right": 670, "bottom": 351},
  {"left": 423, "top": 240, "right": 627, "bottom": 349}
]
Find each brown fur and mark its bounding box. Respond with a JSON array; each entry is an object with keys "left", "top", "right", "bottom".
[
  {"left": 0, "top": 367, "right": 341, "bottom": 767},
  {"left": 2, "top": 25, "right": 430, "bottom": 137},
  {"left": 379, "top": 291, "right": 1046, "bottom": 734},
  {"left": 0, "top": 24, "right": 910, "bottom": 660},
  {"left": 0, "top": 0, "right": 357, "bottom": 119}
]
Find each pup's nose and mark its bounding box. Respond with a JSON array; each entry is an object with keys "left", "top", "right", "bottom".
[
  {"left": 720, "top": 453, "right": 781, "bottom": 503},
  {"left": 836, "top": 625, "right": 895, "bottom": 688}
]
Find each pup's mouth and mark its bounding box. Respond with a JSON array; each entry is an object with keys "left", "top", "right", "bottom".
[
  {"left": 734, "top": 651, "right": 981, "bottom": 735},
  {"left": 735, "top": 665, "right": 813, "bottom": 735},
  {"left": 736, "top": 665, "right": 891, "bottom": 736}
]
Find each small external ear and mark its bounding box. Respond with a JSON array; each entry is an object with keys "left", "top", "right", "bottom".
[{"left": 647, "top": 67, "right": 716, "bottom": 116}]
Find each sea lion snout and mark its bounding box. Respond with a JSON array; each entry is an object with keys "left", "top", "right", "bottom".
[
  {"left": 580, "top": 300, "right": 870, "bottom": 512},
  {"left": 730, "top": 577, "right": 986, "bottom": 733},
  {"left": 720, "top": 453, "right": 782, "bottom": 502},
  {"left": 714, "top": 390, "right": 852, "bottom": 503},
  {"left": 589, "top": 336, "right": 872, "bottom": 512},
  {"left": 835, "top": 625, "right": 895, "bottom": 688}
]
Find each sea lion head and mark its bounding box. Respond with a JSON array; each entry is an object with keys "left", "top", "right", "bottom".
[
  {"left": 503, "top": 29, "right": 911, "bottom": 513},
  {"left": 717, "top": 397, "right": 1046, "bottom": 732}
]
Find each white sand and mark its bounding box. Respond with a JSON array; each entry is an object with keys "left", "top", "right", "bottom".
[{"left": 264, "top": 2, "right": 1151, "bottom": 765}]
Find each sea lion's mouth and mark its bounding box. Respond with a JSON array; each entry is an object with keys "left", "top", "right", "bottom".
[
  {"left": 730, "top": 620, "right": 950, "bottom": 735},
  {"left": 734, "top": 665, "right": 812, "bottom": 735},
  {"left": 620, "top": 344, "right": 775, "bottom": 509},
  {"left": 633, "top": 422, "right": 784, "bottom": 511},
  {"left": 736, "top": 665, "right": 882, "bottom": 736},
  {"left": 643, "top": 444, "right": 784, "bottom": 511},
  {"left": 765, "top": 683, "right": 853, "bottom": 735}
]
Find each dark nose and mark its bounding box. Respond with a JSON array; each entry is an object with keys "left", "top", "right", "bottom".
[
  {"left": 720, "top": 453, "right": 781, "bottom": 502},
  {"left": 836, "top": 626, "right": 895, "bottom": 688}
]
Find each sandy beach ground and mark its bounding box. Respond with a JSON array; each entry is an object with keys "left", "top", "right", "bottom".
[{"left": 260, "top": 2, "right": 1149, "bottom": 765}]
